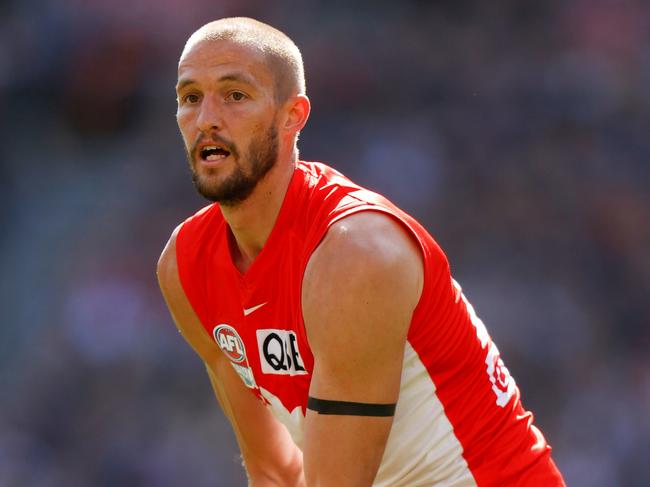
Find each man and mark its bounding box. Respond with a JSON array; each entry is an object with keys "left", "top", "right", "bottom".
[{"left": 157, "top": 17, "right": 566, "bottom": 486}]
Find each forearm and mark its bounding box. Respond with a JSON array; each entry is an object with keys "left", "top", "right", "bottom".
[
  {"left": 205, "top": 362, "right": 306, "bottom": 486},
  {"left": 303, "top": 412, "right": 393, "bottom": 487}
]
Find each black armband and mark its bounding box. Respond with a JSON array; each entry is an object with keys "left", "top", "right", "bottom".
[{"left": 307, "top": 396, "right": 397, "bottom": 417}]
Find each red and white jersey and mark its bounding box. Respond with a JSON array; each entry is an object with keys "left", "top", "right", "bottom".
[{"left": 176, "top": 161, "right": 565, "bottom": 486}]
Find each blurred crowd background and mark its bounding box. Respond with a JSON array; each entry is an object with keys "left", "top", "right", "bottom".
[{"left": 1, "top": 0, "right": 649, "bottom": 485}]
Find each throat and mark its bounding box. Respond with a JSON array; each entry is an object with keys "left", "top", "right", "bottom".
[
  {"left": 220, "top": 157, "right": 296, "bottom": 274},
  {"left": 226, "top": 226, "right": 262, "bottom": 274}
]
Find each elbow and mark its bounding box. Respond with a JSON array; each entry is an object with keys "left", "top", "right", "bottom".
[
  {"left": 248, "top": 451, "right": 305, "bottom": 487},
  {"left": 249, "top": 469, "right": 305, "bottom": 487}
]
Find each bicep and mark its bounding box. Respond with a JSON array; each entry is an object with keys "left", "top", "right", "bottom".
[{"left": 301, "top": 212, "right": 423, "bottom": 486}]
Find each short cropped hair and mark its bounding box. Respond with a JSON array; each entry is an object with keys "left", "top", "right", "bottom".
[{"left": 182, "top": 17, "right": 306, "bottom": 104}]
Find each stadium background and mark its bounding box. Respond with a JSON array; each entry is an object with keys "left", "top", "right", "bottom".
[{"left": 1, "top": 0, "right": 648, "bottom": 485}]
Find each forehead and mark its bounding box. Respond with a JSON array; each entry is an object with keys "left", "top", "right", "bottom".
[{"left": 177, "top": 39, "right": 274, "bottom": 87}]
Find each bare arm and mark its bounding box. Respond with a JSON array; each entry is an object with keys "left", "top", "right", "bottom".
[
  {"left": 157, "top": 227, "right": 305, "bottom": 487},
  {"left": 301, "top": 212, "right": 424, "bottom": 486}
]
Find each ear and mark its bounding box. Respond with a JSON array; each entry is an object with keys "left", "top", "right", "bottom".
[{"left": 281, "top": 94, "right": 311, "bottom": 135}]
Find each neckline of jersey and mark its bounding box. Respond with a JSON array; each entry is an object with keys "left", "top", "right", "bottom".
[{"left": 225, "top": 161, "right": 304, "bottom": 282}]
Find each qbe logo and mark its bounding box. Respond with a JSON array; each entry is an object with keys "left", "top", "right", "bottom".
[
  {"left": 213, "top": 324, "right": 246, "bottom": 363},
  {"left": 256, "top": 329, "right": 307, "bottom": 376}
]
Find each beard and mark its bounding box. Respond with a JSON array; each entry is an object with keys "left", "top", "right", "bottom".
[{"left": 186, "top": 124, "right": 279, "bottom": 206}]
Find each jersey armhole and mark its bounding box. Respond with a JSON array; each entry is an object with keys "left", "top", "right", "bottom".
[
  {"left": 174, "top": 220, "right": 192, "bottom": 301},
  {"left": 174, "top": 216, "right": 212, "bottom": 334}
]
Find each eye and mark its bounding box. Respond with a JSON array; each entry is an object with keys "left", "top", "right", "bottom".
[
  {"left": 227, "top": 91, "right": 247, "bottom": 102},
  {"left": 181, "top": 93, "right": 200, "bottom": 104}
]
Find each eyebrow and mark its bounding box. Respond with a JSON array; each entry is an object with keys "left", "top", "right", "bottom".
[
  {"left": 176, "top": 72, "right": 257, "bottom": 93},
  {"left": 175, "top": 78, "right": 196, "bottom": 92}
]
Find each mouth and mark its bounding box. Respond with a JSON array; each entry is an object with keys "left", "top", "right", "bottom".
[{"left": 199, "top": 145, "right": 231, "bottom": 162}]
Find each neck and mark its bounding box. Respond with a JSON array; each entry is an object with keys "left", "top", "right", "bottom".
[{"left": 221, "top": 152, "right": 297, "bottom": 273}]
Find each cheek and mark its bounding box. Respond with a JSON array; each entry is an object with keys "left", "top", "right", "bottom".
[
  {"left": 176, "top": 111, "right": 194, "bottom": 144},
  {"left": 176, "top": 108, "right": 190, "bottom": 127}
]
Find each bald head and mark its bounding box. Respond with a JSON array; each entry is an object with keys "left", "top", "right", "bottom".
[{"left": 181, "top": 17, "right": 305, "bottom": 104}]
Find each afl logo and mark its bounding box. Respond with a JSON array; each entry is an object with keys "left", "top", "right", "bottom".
[{"left": 213, "top": 324, "right": 246, "bottom": 363}]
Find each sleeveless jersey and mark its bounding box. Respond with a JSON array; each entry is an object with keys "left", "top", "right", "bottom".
[{"left": 176, "top": 161, "right": 565, "bottom": 486}]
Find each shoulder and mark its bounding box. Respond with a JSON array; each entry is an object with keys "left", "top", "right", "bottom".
[
  {"left": 175, "top": 203, "right": 222, "bottom": 243},
  {"left": 302, "top": 211, "right": 424, "bottom": 341},
  {"left": 301, "top": 211, "right": 424, "bottom": 394},
  {"left": 163, "top": 204, "right": 223, "bottom": 274},
  {"left": 305, "top": 211, "right": 423, "bottom": 291}
]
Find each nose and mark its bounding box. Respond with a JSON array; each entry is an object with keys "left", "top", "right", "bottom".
[{"left": 196, "top": 94, "right": 223, "bottom": 132}]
